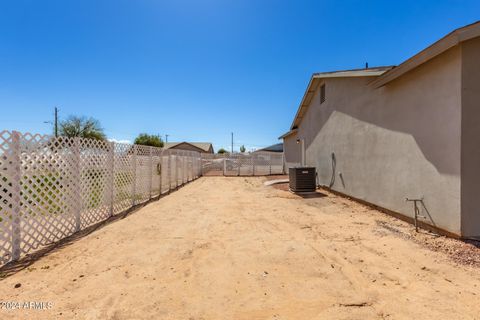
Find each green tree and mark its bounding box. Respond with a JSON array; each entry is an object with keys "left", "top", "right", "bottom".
[
  {"left": 217, "top": 148, "right": 228, "bottom": 154},
  {"left": 134, "top": 133, "right": 164, "bottom": 148},
  {"left": 59, "top": 116, "right": 106, "bottom": 140},
  {"left": 240, "top": 145, "right": 246, "bottom": 153}
]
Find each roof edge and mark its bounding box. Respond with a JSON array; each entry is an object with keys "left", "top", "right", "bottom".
[
  {"left": 288, "top": 67, "right": 391, "bottom": 130},
  {"left": 278, "top": 129, "right": 298, "bottom": 140},
  {"left": 371, "top": 20, "right": 480, "bottom": 88}
]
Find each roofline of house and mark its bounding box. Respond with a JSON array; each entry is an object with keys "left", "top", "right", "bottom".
[
  {"left": 371, "top": 20, "right": 480, "bottom": 88},
  {"left": 278, "top": 128, "right": 298, "bottom": 140},
  {"left": 164, "top": 141, "right": 213, "bottom": 153},
  {"left": 289, "top": 67, "right": 393, "bottom": 130}
]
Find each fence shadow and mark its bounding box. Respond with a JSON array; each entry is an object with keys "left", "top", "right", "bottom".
[{"left": 0, "top": 191, "right": 176, "bottom": 280}]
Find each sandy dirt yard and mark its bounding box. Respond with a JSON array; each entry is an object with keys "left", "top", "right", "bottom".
[{"left": 1, "top": 177, "right": 479, "bottom": 320}]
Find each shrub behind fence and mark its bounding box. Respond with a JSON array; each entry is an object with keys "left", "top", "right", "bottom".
[{"left": 0, "top": 131, "right": 201, "bottom": 265}]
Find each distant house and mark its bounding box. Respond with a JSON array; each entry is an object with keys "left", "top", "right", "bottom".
[
  {"left": 254, "top": 143, "right": 283, "bottom": 153},
  {"left": 280, "top": 21, "right": 480, "bottom": 238},
  {"left": 164, "top": 142, "right": 214, "bottom": 154}
]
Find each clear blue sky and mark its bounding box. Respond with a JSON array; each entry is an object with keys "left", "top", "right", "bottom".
[{"left": 0, "top": 1, "right": 478, "bottom": 151}]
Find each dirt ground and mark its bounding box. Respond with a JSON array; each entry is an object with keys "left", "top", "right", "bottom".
[{"left": 1, "top": 177, "right": 479, "bottom": 319}]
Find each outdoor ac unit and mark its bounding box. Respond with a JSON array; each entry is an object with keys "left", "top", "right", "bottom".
[{"left": 289, "top": 167, "right": 316, "bottom": 192}]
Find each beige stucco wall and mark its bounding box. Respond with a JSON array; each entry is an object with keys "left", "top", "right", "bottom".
[
  {"left": 285, "top": 46, "right": 463, "bottom": 235},
  {"left": 283, "top": 133, "right": 301, "bottom": 168},
  {"left": 461, "top": 37, "right": 480, "bottom": 238}
]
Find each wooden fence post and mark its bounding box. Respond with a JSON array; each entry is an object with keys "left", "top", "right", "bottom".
[{"left": 10, "top": 131, "right": 22, "bottom": 261}]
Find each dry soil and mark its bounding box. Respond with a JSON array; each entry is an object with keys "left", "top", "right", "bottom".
[{"left": 0, "top": 177, "right": 479, "bottom": 319}]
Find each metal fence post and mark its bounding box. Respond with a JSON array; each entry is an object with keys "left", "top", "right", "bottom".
[
  {"left": 10, "top": 131, "right": 22, "bottom": 261},
  {"left": 74, "top": 138, "right": 82, "bottom": 231},
  {"left": 109, "top": 141, "right": 115, "bottom": 216},
  {"left": 223, "top": 157, "right": 226, "bottom": 176},
  {"left": 132, "top": 144, "right": 137, "bottom": 206}
]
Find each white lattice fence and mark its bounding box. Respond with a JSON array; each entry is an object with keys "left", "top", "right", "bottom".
[
  {"left": 201, "top": 152, "right": 285, "bottom": 176},
  {"left": 0, "top": 131, "right": 202, "bottom": 265}
]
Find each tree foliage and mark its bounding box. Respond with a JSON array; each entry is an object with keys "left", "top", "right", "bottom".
[
  {"left": 59, "top": 116, "right": 106, "bottom": 140},
  {"left": 217, "top": 148, "right": 228, "bottom": 154},
  {"left": 240, "top": 145, "right": 246, "bottom": 153},
  {"left": 134, "top": 133, "right": 164, "bottom": 148}
]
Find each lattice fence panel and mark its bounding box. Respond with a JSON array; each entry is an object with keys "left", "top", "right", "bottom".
[
  {"left": 175, "top": 152, "right": 181, "bottom": 187},
  {"left": 135, "top": 145, "right": 151, "bottom": 204},
  {"left": 19, "top": 134, "right": 78, "bottom": 255},
  {"left": 151, "top": 148, "right": 162, "bottom": 197},
  {"left": 0, "top": 131, "right": 203, "bottom": 265},
  {"left": 0, "top": 131, "right": 16, "bottom": 263},
  {"left": 161, "top": 152, "right": 170, "bottom": 194},
  {"left": 201, "top": 152, "right": 284, "bottom": 176},
  {"left": 80, "top": 139, "right": 112, "bottom": 228},
  {"left": 170, "top": 153, "right": 177, "bottom": 189},
  {"left": 187, "top": 153, "right": 193, "bottom": 181},
  {"left": 113, "top": 143, "right": 133, "bottom": 214},
  {"left": 182, "top": 151, "right": 187, "bottom": 185},
  {"left": 269, "top": 153, "right": 284, "bottom": 175},
  {"left": 201, "top": 154, "right": 224, "bottom": 176}
]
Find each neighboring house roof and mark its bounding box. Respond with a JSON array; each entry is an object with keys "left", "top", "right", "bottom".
[
  {"left": 255, "top": 143, "right": 283, "bottom": 153},
  {"left": 371, "top": 20, "right": 480, "bottom": 88},
  {"left": 289, "top": 66, "right": 394, "bottom": 130},
  {"left": 164, "top": 142, "right": 214, "bottom": 153}
]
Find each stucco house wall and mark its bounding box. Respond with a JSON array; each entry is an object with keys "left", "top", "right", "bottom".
[
  {"left": 283, "top": 132, "right": 301, "bottom": 168},
  {"left": 286, "top": 46, "right": 463, "bottom": 235},
  {"left": 461, "top": 36, "right": 480, "bottom": 237}
]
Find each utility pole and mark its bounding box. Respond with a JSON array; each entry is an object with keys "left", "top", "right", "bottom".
[
  {"left": 165, "top": 134, "right": 169, "bottom": 144},
  {"left": 231, "top": 132, "right": 233, "bottom": 154},
  {"left": 54, "top": 107, "right": 58, "bottom": 137},
  {"left": 45, "top": 107, "right": 59, "bottom": 137}
]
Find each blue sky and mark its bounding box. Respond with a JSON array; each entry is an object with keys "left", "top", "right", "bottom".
[{"left": 0, "top": 0, "right": 478, "bottom": 151}]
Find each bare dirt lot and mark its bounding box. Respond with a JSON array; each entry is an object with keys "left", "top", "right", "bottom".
[{"left": 1, "top": 177, "right": 479, "bottom": 319}]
